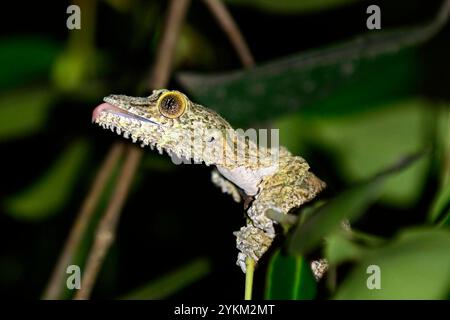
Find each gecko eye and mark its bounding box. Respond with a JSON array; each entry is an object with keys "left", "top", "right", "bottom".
[{"left": 157, "top": 91, "right": 187, "bottom": 119}]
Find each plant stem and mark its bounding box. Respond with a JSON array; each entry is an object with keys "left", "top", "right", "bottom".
[
  {"left": 42, "top": 142, "right": 124, "bottom": 300},
  {"left": 74, "top": 146, "right": 142, "bottom": 299},
  {"left": 72, "top": 0, "right": 191, "bottom": 299},
  {"left": 203, "top": 0, "right": 254, "bottom": 68},
  {"left": 244, "top": 257, "right": 255, "bottom": 300}
]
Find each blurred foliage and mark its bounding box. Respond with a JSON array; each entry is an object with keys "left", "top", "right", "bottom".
[
  {"left": 121, "top": 258, "right": 211, "bottom": 299},
  {"left": 333, "top": 228, "right": 450, "bottom": 299},
  {"left": 0, "top": 38, "right": 61, "bottom": 90},
  {"left": 288, "top": 154, "right": 420, "bottom": 256},
  {"left": 4, "top": 140, "right": 89, "bottom": 220},
  {"left": 223, "top": 0, "right": 363, "bottom": 14},
  {"left": 277, "top": 99, "right": 431, "bottom": 206},
  {"left": 0, "top": 0, "right": 449, "bottom": 300},
  {"left": 429, "top": 179, "right": 450, "bottom": 225},
  {"left": 0, "top": 87, "right": 55, "bottom": 142},
  {"left": 265, "top": 249, "right": 317, "bottom": 299}
]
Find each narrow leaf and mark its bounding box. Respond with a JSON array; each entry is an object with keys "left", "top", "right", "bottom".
[
  {"left": 4, "top": 140, "right": 89, "bottom": 220},
  {"left": 334, "top": 228, "right": 450, "bottom": 299},
  {"left": 121, "top": 258, "right": 211, "bottom": 300},
  {"left": 224, "top": 0, "right": 363, "bottom": 14},
  {"left": 178, "top": 3, "right": 449, "bottom": 126},
  {"left": 288, "top": 153, "right": 422, "bottom": 255},
  {"left": 429, "top": 180, "right": 450, "bottom": 224},
  {"left": 265, "top": 250, "right": 316, "bottom": 300},
  {"left": 0, "top": 37, "right": 60, "bottom": 90},
  {"left": 0, "top": 87, "right": 54, "bottom": 142}
]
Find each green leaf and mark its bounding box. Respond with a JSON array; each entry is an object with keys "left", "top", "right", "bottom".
[
  {"left": 174, "top": 24, "right": 217, "bottom": 70},
  {"left": 286, "top": 99, "right": 431, "bottom": 206},
  {"left": 178, "top": 50, "right": 419, "bottom": 128},
  {"left": 120, "top": 258, "right": 211, "bottom": 300},
  {"left": 429, "top": 180, "right": 450, "bottom": 225},
  {"left": 0, "top": 87, "right": 54, "bottom": 142},
  {"left": 4, "top": 140, "right": 89, "bottom": 220},
  {"left": 178, "top": 4, "right": 448, "bottom": 127},
  {"left": 224, "top": 0, "right": 362, "bottom": 14},
  {"left": 0, "top": 37, "right": 60, "bottom": 90},
  {"left": 334, "top": 228, "right": 450, "bottom": 299},
  {"left": 265, "top": 249, "right": 316, "bottom": 300},
  {"left": 326, "top": 228, "right": 385, "bottom": 265},
  {"left": 288, "top": 153, "right": 421, "bottom": 255},
  {"left": 325, "top": 232, "right": 364, "bottom": 265},
  {"left": 289, "top": 178, "right": 383, "bottom": 256}
]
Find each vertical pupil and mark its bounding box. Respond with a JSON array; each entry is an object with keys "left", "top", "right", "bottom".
[{"left": 163, "top": 96, "right": 178, "bottom": 113}]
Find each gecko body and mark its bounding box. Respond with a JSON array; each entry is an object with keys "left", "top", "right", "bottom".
[{"left": 92, "top": 90, "right": 325, "bottom": 272}]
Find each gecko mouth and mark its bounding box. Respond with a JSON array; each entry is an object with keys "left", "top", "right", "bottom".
[
  {"left": 92, "top": 102, "right": 172, "bottom": 153},
  {"left": 92, "top": 102, "right": 159, "bottom": 125}
]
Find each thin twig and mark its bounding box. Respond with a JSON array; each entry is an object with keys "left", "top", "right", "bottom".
[
  {"left": 74, "top": 146, "right": 142, "bottom": 299},
  {"left": 203, "top": 0, "right": 255, "bottom": 68},
  {"left": 42, "top": 143, "right": 125, "bottom": 300},
  {"left": 73, "top": 0, "right": 191, "bottom": 299},
  {"left": 150, "top": 0, "right": 192, "bottom": 88},
  {"left": 42, "top": 0, "right": 105, "bottom": 300}
]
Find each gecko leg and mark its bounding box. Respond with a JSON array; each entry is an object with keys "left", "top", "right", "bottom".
[
  {"left": 233, "top": 223, "right": 274, "bottom": 273},
  {"left": 211, "top": 169, "right": 241, "bottom": 203}
]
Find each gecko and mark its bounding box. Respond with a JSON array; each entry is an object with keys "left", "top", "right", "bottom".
[{"left": 92, "top": 89, "right": 326, "bottom": 274}]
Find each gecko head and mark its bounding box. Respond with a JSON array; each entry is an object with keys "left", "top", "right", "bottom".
[{"left": 92, "top": 89, "right": 235, "bottom": 165}]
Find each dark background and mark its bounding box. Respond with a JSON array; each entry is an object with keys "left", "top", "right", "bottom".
[{"left": 0, "top": 0, "right": 448, "bottom": 299}]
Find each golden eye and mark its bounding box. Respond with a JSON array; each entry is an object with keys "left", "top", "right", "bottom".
[{"left": 157, "top": 91, "right": 187, "bottom": 119}]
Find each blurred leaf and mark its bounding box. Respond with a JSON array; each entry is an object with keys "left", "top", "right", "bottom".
[
  {"left": 326, "top": 228, "right": 386, "bottom": 265},
  {"left": 178, "top": 3, "right": 449, "bottom": 126},
  {"left": 52, "top": 0, "right": 101, "bottom": 94},
  {"left": 0, "top": 37, "right": 60, "bottom": 90},
  {"left": 104, "top": 0, "right": 137, "bottom": 12},
  {"left": 121, "top": 258, "right": 211, "bottom": 299},
  {"left": 224, "top": 0, "right": 362, "bottom": 14},
  {"left": 0, "top": 87, "right": 54, "bottom": 142},
  {"left": 51, "top": 48, "right": 101, "bottom": 93},
  {"left": 4, "top": 140, "right": 89, "bottom": 220},
  {"left": 347, "top": 229, "right": 385, "bottom": 246},
  {"left": 334, "top": 228, "right": 450, "bottom": 299},
  {"left": 179, "top": 50, "right": 419, "bottom": 128},
  {"left": 428, "top": 180, "right": 450, "bottom": 225},
  {"left": 289, "top": 177, "right": 383, "bottom": 256},
  {"left": 265, "top": 249, "right": 316, "bottom": 299},
  {"left": 174, "top": 24, "right": 216, "bottom": 70},
  {"left": 277, "top": 99, "right": 431, "bottom": 206},
  {"left": 325, "top": 232, "right": 364, "bottom": 265},
  {"left": 288, "top": 153, "right": 421, "bottom": 255}
]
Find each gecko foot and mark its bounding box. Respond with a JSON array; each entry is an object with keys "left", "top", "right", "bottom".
[{"left": 233, "top": 224, "right": 274, "bottom": 273}]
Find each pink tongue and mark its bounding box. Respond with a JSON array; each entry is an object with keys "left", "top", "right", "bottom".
[{"left": 92, "top": 102, "right": 121, "bottom": 122}]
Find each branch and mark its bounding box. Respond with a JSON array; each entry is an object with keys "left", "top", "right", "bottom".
[
  {"left": 73, "top": 0, "right": 191, "bottom": 299},
  {"left": 42, "top": 142, "right": 125, "bottom": 299},
  {"left": 74, "top": 146, "right": 142, "bottom": 299},
  {"left": 203, "top": 0, "right": 255, "bottom": 68},
  {"left": 150, "top": 0, "right": 191, "bottom": 88}
]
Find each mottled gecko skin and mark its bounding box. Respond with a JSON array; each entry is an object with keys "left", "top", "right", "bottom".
[{"left": 92, "top": 89, "right": 325, "bottom": 273}]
